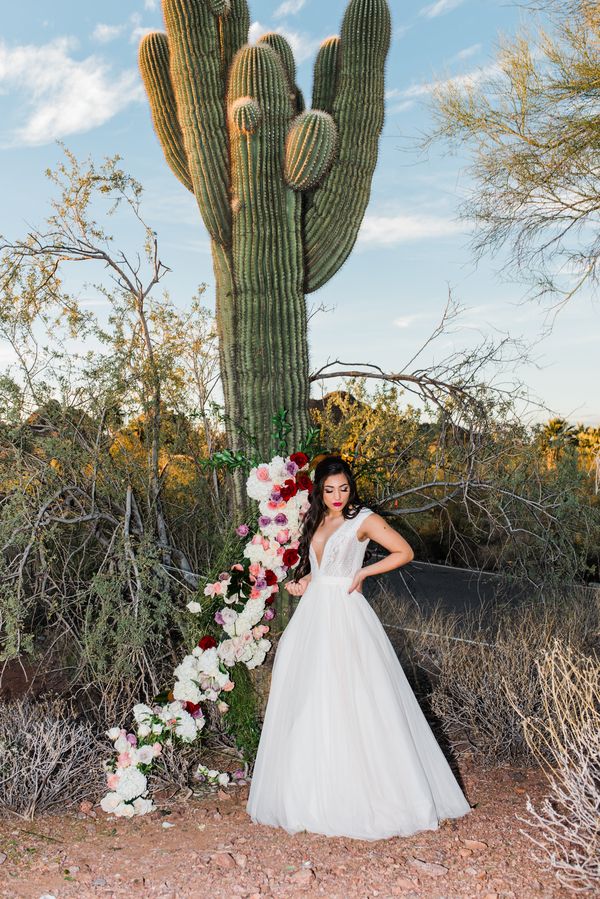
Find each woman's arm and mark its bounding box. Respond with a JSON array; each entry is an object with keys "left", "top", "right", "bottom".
[{"left": 348, "top": 513, "right": 413, "bottom": 593}]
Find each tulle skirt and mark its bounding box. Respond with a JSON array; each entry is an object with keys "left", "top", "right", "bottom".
[{"left": 246, "top": 574, "right": 471, "bottom": 840}]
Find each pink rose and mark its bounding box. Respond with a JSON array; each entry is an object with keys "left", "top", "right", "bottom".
[
  {"left": 275, "top": 529, "right": 290, "bottom": 544},
  {"left": 222, "top": 680, "right": 235, "bottom": 692},
  {"left": 251, "top": 534, "right": 262, "bottom": 545},
  {"left": 249, "top": 562, "right": 262, "bottom": 577},
  {"left": 256, "top": 465, "right": 271, "bottom": 482},
  {"left": 261, "top": 538, "right": 270, "bottom": 550},
  {"left": 250, "top": 587, "right": 262, "bottom": 599},
  {"left": 107, "top": 773, "right": 120, "bottom": 790},
  {"left": 232, "top": 563, "right": 244, "bottom": 571},
  {"left": 153, "top": 742, "right": 162, "bottom": 756},
  {"left": 117, "top": 752, "right": 133, "bottom": 768}
]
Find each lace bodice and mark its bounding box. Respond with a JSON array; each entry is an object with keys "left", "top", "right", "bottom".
[{"left": 309, "top": 507, "right": 374, "bottom": 578}]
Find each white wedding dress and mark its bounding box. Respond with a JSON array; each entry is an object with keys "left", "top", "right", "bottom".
[{"left": 246, "top": 507, "right": 470, "bottom": 840}]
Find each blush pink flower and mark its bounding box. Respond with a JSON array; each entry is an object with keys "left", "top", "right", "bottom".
[
  {"left": 222, "top": 680, "right": 235, "bottom": 692},
  {"left": 275, "top": 529, "right": 290, "bottom": 544},
  {"left": 250, "top": 588, "right": 262, "bottom": 599},
  {"left": 107, "top": 773, "right": 120, "bottom": 790},
  {"left": 249, "top": 562, "right": 262, "bottom": 577},
  {"left": 232, "top": 563, "right": 244, "bottom": 571},
  {"left": 153, "top": 742, "right": 162, "bottom": 756},
  {"left": 256, "top": 465, "right": 271, "bottom": 482},
  {"left": 251, "top": 534, "right": 263, "bottom": 545},
  {"left": 203, "top": 581, "right": 223, "bottom": 596},
  {"left": 117, "top": 752, "right": 133, "bottom": 768}
]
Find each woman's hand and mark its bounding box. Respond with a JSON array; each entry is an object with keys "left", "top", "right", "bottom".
[
  {"left": 347, "top": 569, "right": 367, "bottom": 594},
  {"left": 284, "top": 577, "right": 309, "bottom": 596}
]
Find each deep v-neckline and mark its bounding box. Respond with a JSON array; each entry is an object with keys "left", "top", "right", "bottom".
[{"left": 310, "top": 515, "right": 351, "bottom": 570}]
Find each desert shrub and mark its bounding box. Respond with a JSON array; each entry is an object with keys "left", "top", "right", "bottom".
[
  {"left": 0, "top": 698, "right": 105, "bottom": 819},
  {"left": 368, "top": 587, "right": 599, "bottom": 765},
  {"left": 516, "top": 641, "right": 600, "bottom": 893}
]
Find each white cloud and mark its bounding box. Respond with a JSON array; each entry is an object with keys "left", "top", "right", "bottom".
[
  {"left": 388, "top": 61, "right": 502, "bottom": 112},
  {"left": 0, "top": 37, "right": 144, "bottom": 146},
  {"left": 248, "top": 19, "right": 319, "bottom": 63},
  {"left": 129, "top": 12, "right": 155, "bottom": 44},
  {"left": 358, "top": 213, "right": 466, "bottom": 247},
  {"left": 420, "top": 0, "right": 466, "bottom": 19},
  {"left": 451, "top": 43, "right": 482, "bottom": 62},
  {"left": 393, "top": 313, "right": 432, "bottom": 328},
  {"left": 92, "top": 23, "right": 125, "bottom": 44},
  {"left": 274, "top": 0, "right": 306, "bottom": 16},
  {"left": 144, "top": 0, "right": 158, "bottom": 8}
]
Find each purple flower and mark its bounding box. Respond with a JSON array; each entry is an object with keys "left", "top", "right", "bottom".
[
  {"left": 233, "top": 769, "right": 245, "bottom": 779},
  {"left": 214, "top": 610, "right": 225, "bottom": 625},
  {"left": 191, "top": 708, "right": 204, "bottom": 720},
  {"left": 270, "top": 490, "right": 282, "bottom": 502},
  {"left": 263, "top": 608, "right": 275, "bottom": 621},
  {"left": 218, "top": 571, "right": 230, "bottom": 581},
  {"left": 285, "top": 460, "right": 299, "bottom": 476},
  {"left": 255, "top": 578, "right": 267, "bottom": 589},
  {"left": 235, "top": 523, "right": 250, "bottom": 537},
  {"left": 258, "top": 515, "right": 272, "bottom": 528},
  {"left": 126, "top": 733, "right": 137, "bottom": 746},
  {"left": 274, "top": 512, "right": 288, "bottom": 525}
]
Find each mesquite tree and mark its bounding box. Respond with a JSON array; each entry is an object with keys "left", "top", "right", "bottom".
[{"left": 139, "top": 0, "right": 391, "bottom": 459}]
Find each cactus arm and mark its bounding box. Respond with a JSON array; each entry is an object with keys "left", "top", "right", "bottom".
[
  {"left": 217, "top": 0, "right": 250, "bottom": 77},
  {"left": 311, "top": 36, "right": 340, "bottom": 114},
  {"left": 304, "top": 0, "right": 391, "bottom": 293},
  {"left": 162, "top": 0, "right": 232, "bottom": 248},
  {"left": 138, "top": 32, "right": 193, "bottom": 193},
  {"left": 284, "top": 110, "right": 338, "bottom": 192},
  {"left": 257, "top": 33, "right": 305, "bottom": 115}
]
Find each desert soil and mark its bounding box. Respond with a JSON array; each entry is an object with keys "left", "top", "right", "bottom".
[{"left": 0, "top": 761, "right": 567, "bottom": 899}]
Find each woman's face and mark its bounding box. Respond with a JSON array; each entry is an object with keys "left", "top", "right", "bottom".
[{"left": 321, "top": 473, "right": 350, "bottom": 514}]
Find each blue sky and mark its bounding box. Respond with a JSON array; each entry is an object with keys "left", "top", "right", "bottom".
[{"left": 1, "top": 0, "right": 598, "bottom": 425}]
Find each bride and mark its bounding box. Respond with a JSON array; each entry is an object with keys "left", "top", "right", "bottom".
[{"left": 246, "top": 455, "right": 471, "bottom": 840}]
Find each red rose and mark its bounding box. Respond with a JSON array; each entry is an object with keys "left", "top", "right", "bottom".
[
  {"left": 264, "top": 569, "right": 278, "bottom": 586},
  {"left": 198, "top": 635, "right": 217, "bottom": 650},
  {"left": 295, "top": 472, "right": 313, "bottom": 493},
  {"left": 185, "top": 701, "right": 202, "bottom": 715},
  {"left": 283, "top": 547, "right": 299, "bottom": 567},
  {"left": 290, "top": 451, "right": 309, "bottom": 468},
  {"left": 265, "top": 595, "right": 275, "bottom": 605},
  {"left": 280, "top": 478, "right": 298, "bottom": 501}
]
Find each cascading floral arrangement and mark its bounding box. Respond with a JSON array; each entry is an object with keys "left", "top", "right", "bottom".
[{"left": 100, "top": 451, "right": 313, "bottom": 817}]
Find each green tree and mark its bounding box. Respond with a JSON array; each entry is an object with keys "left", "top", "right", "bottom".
[{"left": 420, "top": 0, "right": 599, "bottom": 317}]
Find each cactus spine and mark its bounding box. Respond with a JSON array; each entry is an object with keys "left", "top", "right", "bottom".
[{"left": 139, "top": 0, "right": 391, "bottom": 460}]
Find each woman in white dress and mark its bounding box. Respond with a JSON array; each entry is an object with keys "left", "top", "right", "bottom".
[{"left": 246, "top": 455, "right": 470, "bottom": 840}]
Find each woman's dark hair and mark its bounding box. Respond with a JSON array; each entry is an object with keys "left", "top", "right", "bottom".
[{"left": 293, "top": 455, "right": 365, "bottom": 582}]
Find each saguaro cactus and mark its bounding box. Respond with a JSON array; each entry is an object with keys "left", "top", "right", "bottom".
[{"left": 139, "top": 0, "right": 391, "bottom": 460}]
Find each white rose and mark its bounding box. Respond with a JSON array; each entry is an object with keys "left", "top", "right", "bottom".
[
  {"left": 100, "top": 792, "right": 121, "bottom": 814},
  {"left": 173, "top": 679, "right": 202, "bottom": 705},
  {"left": 132, "top": 796, "right": 154, "bottom": 815},
  {"left": 174, "top": 710, "right": 197, "bottom": 742},
  {"left": 137, "top": 723, "right": 151, "bottom": 738},
  {"left": 114, "top": 735, "right": 129, "bottom": 754},
  {"left": 186, "top": 600, "right": 202, "bottom": 614},
  {"left": 115, "top": 801, "right": 136, "bottom": 818},
  {"left": 115, "top": 766, "right": 147, "bottom": 802},
  {"left": 106, "top": 727, "right": 122, "bottom": 742},
  {"left": 135, "top": 745, "right": 155, "bottom": 765},
  {"left": 217, "top": 772, "right": 230, "bottom": 786},
  {"left": 151, "top": 722, "right": 164, "bottom": 735},
  {"left": 132, "top": 704, "right": 153, "bottom": 724}
]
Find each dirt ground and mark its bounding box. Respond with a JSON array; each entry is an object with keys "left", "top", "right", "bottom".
[{"left": 0, "top": 762, "right": 566, "bottom": 899}]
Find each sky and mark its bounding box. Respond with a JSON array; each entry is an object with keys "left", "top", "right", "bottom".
[{"left": 1, "top": 0, "right": 598, "bottom": 425}]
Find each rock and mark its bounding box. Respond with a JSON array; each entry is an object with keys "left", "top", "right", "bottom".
[
  {"left": 394, "top": 877, "right": 417, "bottom": 890},
  {"left": 210, "top": 851, "right": 236, "bottom": 869},
  {"left": 233, "top": 853, "right": 247, "bottom": 869},
  {"left": 65, "top": 865, "right": 80, "bottom": 875},
  {"left": 161, "top": 821, "right": 176, "bottom": 829},
  {"left": 464, "top": 839, "right": 488, "bottom": 851},
  {"left": 406, "top": 856, "right": 448, "bottom": 876},
  {"left": 0, "top": 852, "right": 6, "bottom": 865},
  {"left": 289, "top": 867, "right": 316, "bottom": 887},
  {"left": 92, "top": 877, "right": 108, "bottom": 887},
  {"left": 79, "top": 800, "right": 94, "bottom": 815},
  {"left": 217, "top": 789, "right": 231, "bottom": 800},
  {"left": 483, "top": 893, "right": 498, "bottom": 898},
  {"left": 459, "top": 848, "right": 473, "bottom": 857}
]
